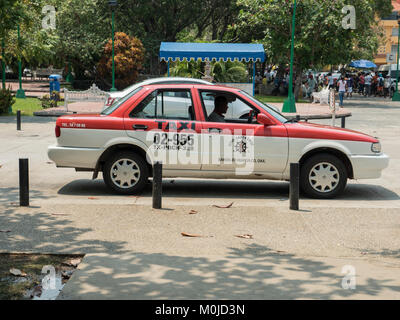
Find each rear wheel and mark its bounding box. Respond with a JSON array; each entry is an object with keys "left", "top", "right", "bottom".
[
  {"left": 103, "top": 151, "right": 148, "bottom": 194},
  {"left": 300, "top": 153, "right": 348, "bottom": 199}
]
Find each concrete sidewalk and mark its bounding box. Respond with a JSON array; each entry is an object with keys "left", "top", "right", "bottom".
[{"left": 58, "top": 252, "right": 400, "bottom": 300}]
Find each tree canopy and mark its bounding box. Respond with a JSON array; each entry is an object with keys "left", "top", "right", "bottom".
[{"left": 1, "top": 0, "right": 395, "bottom": 89}]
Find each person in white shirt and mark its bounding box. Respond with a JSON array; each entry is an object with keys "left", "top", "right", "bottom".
[
  {"left": 384, "top": 75, "right": 392, "bottom": 98},
  {"left": 328, "top": 73, "right": 334, "bottom": 89},
  {"left": 364, "top": 73, "right": 372, "bottom": 96},
  {"left": 337, "top": 76, "right": 347, "bottom": 107}
]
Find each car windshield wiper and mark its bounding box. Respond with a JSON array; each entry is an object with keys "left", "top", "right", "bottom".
[{"left": 285, "top": 117, "right": 299, "bottom": 123}]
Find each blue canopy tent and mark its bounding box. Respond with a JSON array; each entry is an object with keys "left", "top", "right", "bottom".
[
  {"left": 348, "top": 60, "right": 377, "bottom": 69},
  {"left": 159, "top": 42, "right": 266, "bottom": 96}
]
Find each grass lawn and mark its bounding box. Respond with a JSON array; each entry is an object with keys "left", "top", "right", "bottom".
[
  {"left": 256, "top": 95, "right": 310, "bottom": 104},
  {"left": 1, "top": 97, "right": 62, "bottom": 116},
  {"left": 10, "top": 98, "right": 43, "bottom": 116}
]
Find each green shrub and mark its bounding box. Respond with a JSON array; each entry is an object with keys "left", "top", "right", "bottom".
[
  {"left": 0, "top": 88, "right": 16, "bottom": 114},
  {"left": 40, "top": 91, "right": 60, "bottom": 109}
]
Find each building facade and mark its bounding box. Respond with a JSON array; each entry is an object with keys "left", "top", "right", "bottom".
[{"left": 375, "top": 0, "right": 400, "bottom": 66}]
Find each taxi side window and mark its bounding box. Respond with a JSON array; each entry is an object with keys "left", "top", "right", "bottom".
[
  {"left": 130, "top": 90, "right": 194, "bottom": 120},
  {"left": 199, "top": 90, "right": 259, "bottom": 124}
]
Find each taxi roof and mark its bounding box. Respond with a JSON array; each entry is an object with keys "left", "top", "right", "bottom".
[{"left": 140, "top": 83, "right": 241, "bottom": 92}]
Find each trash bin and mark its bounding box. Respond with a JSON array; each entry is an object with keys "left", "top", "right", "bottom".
[{"left": 49, "top": 74, "right": 62, "bottom": 98}]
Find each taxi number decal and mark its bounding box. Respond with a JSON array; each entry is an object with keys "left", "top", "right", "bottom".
[{"left": 153, "top": 133, "right": 194, "bottom": 146}]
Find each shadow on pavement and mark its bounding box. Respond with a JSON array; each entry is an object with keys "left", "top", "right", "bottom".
[
  {"left": 0, "top": 187, "right": 51, "bottom": 206},
  {"left": 0, "top": 207, "right": 128, "bottom": 254},
  {"left": 58, "top": 243, "right": 400, "bottom": 300},
  {"left": 57, "top": 179, "right": 399, "bottom": 202},
  {"left": 0, "top": 115, "right": 58, "bottom": 124}
]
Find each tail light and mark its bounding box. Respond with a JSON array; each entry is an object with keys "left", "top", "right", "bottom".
[{"left": 55, "top": 125, "right": 61, "bottom": 137}]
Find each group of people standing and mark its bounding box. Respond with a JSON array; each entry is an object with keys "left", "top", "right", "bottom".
[
  {"left": 302, "top": 71, "right": 395, "bottom": 106},
  {"left": 255, "top": 67, "right": 396, "bottom": 107}
]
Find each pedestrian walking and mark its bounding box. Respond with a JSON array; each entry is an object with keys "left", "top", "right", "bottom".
[
  {"left": 364, "top": 73, "right": 372, "bottom": 97},
  {"left": 346, "top": 75, "right": 354, "bottom": 98},
  {"left": 337, "top": 76, "right": 347, "bottom": 107},
  {"left": 328, "top": 73, "right": 334, "bottom": 89},
  {"left": 358, "top": 73, "right": 365, "bottom": 95},
  {"left": 384, "top": 75, "right": 392, "bottom": 98},
  {"left": 376, "top": 73, "right": 384, "bottom": 97},
  {"left": 307, "top": 74, "right": 316, "bottom": 100}
]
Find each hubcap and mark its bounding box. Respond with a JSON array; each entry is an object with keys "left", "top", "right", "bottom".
[
  {"left": 309, "top": 162, "right": 339, "bottom": 193},
  {"left": 110, "top": 158, "right": 140, "bottom": 189}
]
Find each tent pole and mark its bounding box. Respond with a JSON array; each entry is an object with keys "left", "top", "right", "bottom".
[
  {"left": 253, "top": 61, "right": 256, "bottom": 96},
  {"left": 167, "top": 60, "right": 170, "bottom": 77}
]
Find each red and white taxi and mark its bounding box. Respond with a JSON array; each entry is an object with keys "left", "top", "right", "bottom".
[{"left": 48, "top": 84, "right": 389, "bottom": 198}]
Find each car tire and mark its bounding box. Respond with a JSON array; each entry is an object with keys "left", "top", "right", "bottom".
[
  {"left": 103, "top": 151, "right": 148, "bottom": 195},
  {"left": 300, "top": 153, "right": 348, "bottom": 199}
]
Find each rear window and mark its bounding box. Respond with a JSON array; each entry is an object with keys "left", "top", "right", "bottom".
[{"left": 101, "top": 87, "right": 143, "bottom": 115}]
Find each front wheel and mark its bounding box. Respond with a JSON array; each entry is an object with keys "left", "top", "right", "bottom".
[
  {"left": 300, "top": 153, "right": 348, "bottom": 199},
  {"left": 103, "top": 151, "right": 148, "bottom": 195}
]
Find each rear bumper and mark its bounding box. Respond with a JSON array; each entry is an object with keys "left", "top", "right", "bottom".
[
  {"left": 48, "top": 145, "right": 103, "bottom": 169},
  {"left": 350, "top": 153, "right": 389, "bottom": 179}
]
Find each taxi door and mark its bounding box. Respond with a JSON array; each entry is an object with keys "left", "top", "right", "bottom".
[
  {"left": 124, "top": 87, "right": 202, "bottom": 171},
  {"left": 196, "top": 89, "right": 289, "bottom": 175}
]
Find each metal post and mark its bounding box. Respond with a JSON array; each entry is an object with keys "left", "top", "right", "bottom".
[
  {"left": 19, "top": 158, "right": 29, "bottom": 207},
  {"left": 17, "top": 110, "right": 21, "bottom": 130},
  {"left": 393, "top": 15, "right": 400, "bottom": 101},
  {"left": 252, "top": 61, "right": 256, "bottom": 96},
  {"left": 289, "top": 163, "right": 299, "bottom": 210},
  {"left": 167, "top": 60, "right": 170, "bottom": 77},
  {"left": 110, "top": 10, "right": 117, "bottom": 92},
  {"left": 16, "top": 24, "right": 25, "bottom": 99},
  {"left": 152, "top": 162, "right": 162, "bottom": 209},
  {"left": 1, "top": 38, "right": 5, "bottom": 90},
  {"left": 341, "top": 117, "right": 346, "bottom": 128},
  {"left": 282, "top": 0, "right": 297, "bottom": 113}
]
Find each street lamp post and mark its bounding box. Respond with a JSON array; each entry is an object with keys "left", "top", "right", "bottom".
[
  {"left": 1, "top": 38, "right": 5, "bottom": 90},
  {"left": 392, "top": 13, "right": 400, "bottom": 101},
  {"left": 282, "top": 0, "right": 297, "bottom": 113},
  {"left": 16, "top": 24, "right": 25, "bottom": 99},
  {"left": 109, "top": 0, "right": 117, "bottom": 92}
]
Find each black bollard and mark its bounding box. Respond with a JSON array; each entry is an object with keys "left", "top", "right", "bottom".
[
  {"left": 152, "top": 162, "right": 162, "bottom": 209},
  {"left": 17, "top": 110, "right": 21, "bottom": 131},
  {"left": 341, "top": 117, "right": 346, "bottom": 128},
  {"left": 289, "top": 163, "right": 299, "bottom": 211},
  {"left": 19, "top": 158, "right": 29, "bottom": 207}
]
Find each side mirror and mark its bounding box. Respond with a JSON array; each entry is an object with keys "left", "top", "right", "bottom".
[{"left": 257, "top": 113, "right": 275, "bottom": 126}]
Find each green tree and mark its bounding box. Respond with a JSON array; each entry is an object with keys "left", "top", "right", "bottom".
[
  {"left": 97, "top": 32, "right": 145, "bottom": 90},
  {"left": 212, "top": 61, "right": 248, "bottom": 83},
  {"left": 231, "top": 0, "right": 393, "bottom": 99},
  {"left": 55, "top": 0, "right": 109, "bottom": 79}
]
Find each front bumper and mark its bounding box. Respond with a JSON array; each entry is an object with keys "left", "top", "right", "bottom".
[
  {"left": 349, "top": 153, "right": 389, "bottom": 179},
  {"left": 48, "top": 145, "right": 103, "bottom": 169}
]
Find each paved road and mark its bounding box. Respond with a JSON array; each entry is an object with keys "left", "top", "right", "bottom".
[{"left": 0, "top": 96, "right": 399, "bottom": 299}]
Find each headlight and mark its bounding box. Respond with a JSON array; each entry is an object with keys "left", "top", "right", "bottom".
[{"left": 371, "top": 142, "right": 381, "bottom": 153}]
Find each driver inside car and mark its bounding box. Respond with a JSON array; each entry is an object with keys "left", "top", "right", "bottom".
[{"left": 207, "top": 96, "right": 229, "bottom": 122}]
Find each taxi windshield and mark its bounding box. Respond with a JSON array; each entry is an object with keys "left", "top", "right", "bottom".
[
  {"left": 239, "top": 91, "right": 288, "bottom": 123},
  {"left": 101, "top": 87, "right": 143, "bottom": 115}
]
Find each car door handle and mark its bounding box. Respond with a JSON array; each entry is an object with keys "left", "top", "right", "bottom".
[
  {"left": 132, "top": 124, "right": 148, "bottom": 130},
  {"left": 208, "top": 128, "right": 222, "bottom": 133}
]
